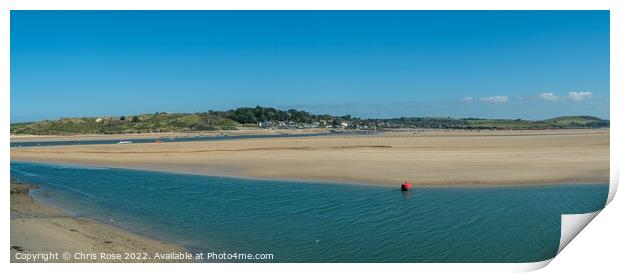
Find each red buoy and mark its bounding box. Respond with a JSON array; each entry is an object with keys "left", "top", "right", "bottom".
[{"left": 401, "top": 182, "right": 413, "bottom": 191}]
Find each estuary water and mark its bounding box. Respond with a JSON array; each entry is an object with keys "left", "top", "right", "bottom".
[
  {"left": 10, "top": 161, "right": 608, "bottom": 262},
  {"left": 9, "top": 131, "right": 376, "bottom": 148}
]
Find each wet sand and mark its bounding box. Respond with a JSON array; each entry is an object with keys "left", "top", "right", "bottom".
[
  {"left": 10, "top": 182, "right": 188, "bottom": 263},
  {"left": 10, "top": 129, "right": 610, "bottom": 186}
]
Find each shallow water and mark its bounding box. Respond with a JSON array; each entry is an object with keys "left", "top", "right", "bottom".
[
  {"left": 10, "top": 131, "right": 375, "bottom": 148},
  {"left": 10, "top": 161, "right": 608, "bottom": 262}
]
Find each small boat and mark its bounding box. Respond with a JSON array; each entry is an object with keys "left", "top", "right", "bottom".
[
  {"left": 401, "top": 182, "right": 413, "bottom": 191},
  {"left": 117, "top": 140, "right": 133, "bottom": 144}
]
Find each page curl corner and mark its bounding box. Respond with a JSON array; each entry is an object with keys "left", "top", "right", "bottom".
[{"left": 557, "top": 210, "right": 602, "bottom": 255}]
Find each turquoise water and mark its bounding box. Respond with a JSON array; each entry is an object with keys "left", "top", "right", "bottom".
[{"left": 10, "top": 161, "right": 608, "bottom": 262}]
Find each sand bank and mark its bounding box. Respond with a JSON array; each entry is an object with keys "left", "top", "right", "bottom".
[
  {"left": 10, "top": 182, "right": 187, "bottom": 263},
  {"left": 10, "top": 129, "right": 610, "bottom": 186}
]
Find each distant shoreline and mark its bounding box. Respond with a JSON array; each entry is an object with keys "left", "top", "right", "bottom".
[
  {"left": 11, "top": 129, "right": 610, "bottom": 187},
  {"left": 10, "top": 128, "right": 332, "bottom": 143},
  {"left": 10, "top": 127, "right": 609, "bottom": 143}
]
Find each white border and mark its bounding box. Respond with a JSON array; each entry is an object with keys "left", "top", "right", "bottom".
[
  {"left": 607, "top": 4, "right": 617, "bottom": 206},
  {"left": 1, "top": 1, "right": 617, "bottom": 273},
  {"left": 0, "top": 0, "right": 615, "bottom": 10}
]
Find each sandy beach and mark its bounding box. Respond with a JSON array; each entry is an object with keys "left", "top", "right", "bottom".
[
  {"left": 10, "top": 182, "right": 187, "bottom": 263},
  {"left": 10, "top": 129, "right": 610, "bottom": 186}
]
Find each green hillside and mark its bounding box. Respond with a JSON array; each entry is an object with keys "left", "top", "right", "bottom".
[
  {"left": 10, "top": 112, "right": 239, "bottom": 135},
  {"left": 10, "top": 106, "right": 610, "bottom": 135},
  {"left": 544, "top": 116, "right": 605, "bottom": 126}
]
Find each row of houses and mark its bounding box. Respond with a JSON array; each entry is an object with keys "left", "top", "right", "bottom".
[
  {"left": 256, "top": 120, "right": 382, "bottom": 130},
  {"left": 257, "top": 120, "right": 352, "bottom": 129}
]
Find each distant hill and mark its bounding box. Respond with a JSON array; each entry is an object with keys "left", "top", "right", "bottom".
[
  {"left": 10, "top": 112, "right": 239, "bottom": 135},
  {"left": 10, "top": 106, "right": 610, "bottom": 135},
  {"left": 544, "top": 116, "right": 606, "bottom": 126}
]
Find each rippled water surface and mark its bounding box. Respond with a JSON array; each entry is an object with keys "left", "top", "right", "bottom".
[{"left": 10, "top": 161, "right": 608, "bottom": 262}]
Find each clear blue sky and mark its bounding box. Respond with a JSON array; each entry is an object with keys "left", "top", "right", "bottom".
[{"left": 11, "top": 11, "right": 609, "bottom": 122}]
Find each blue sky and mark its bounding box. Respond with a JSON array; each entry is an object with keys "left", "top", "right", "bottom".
[{"left": 11, "top": 11, "right": 609, "bottom": 122}]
